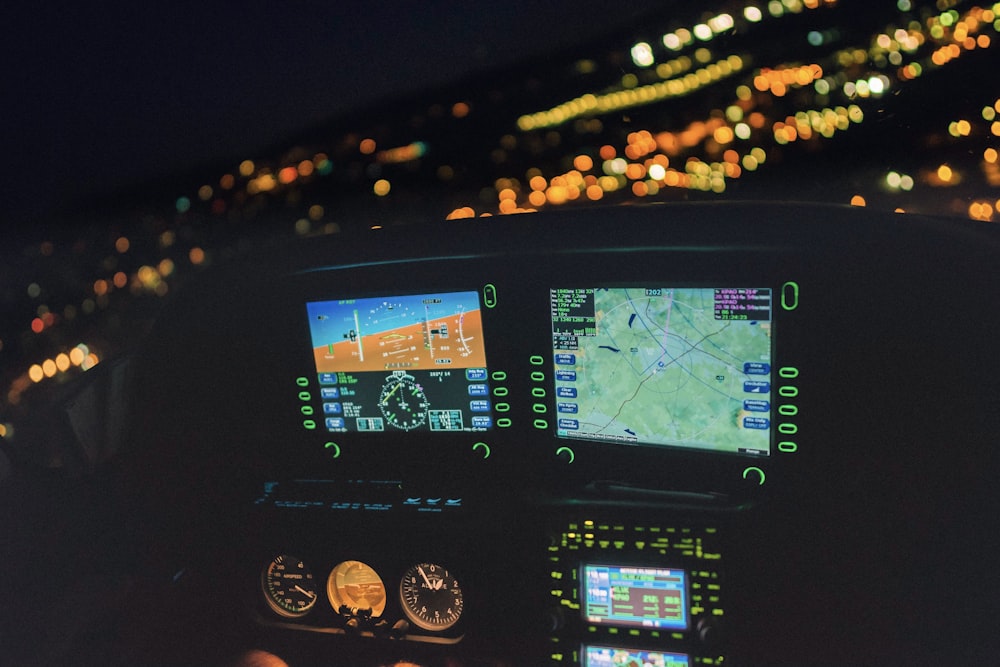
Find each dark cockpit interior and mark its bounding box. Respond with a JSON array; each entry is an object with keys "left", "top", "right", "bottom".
[{"left": 3, "top": 202, "right": 998, "bottom": 666}]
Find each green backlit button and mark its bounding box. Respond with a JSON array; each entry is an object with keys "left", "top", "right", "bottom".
[
  {"left": 532, "top": 387, "right": 546, "bottom": 397},
  {"left": 530, "top": 371, "right": 545, "bottom": 382},
  {"left": 493, "top": 386, "right": 509, "bottom": 397},
  {"left": 298, "top": 391, "right": 311, "bottom": 401},
  {"left": 303, "top": 420, "right": 317, "bottom": 430},
  {"left": 533, "top": 403, "right": 547, "bottom": 413},
  {"left": 497, "top": 418, "right": 512, "bottom": 428},
  {"left": 324, "top": 442, "right": 341, "bottom": 458},
  {"left": 529, "top": 355, "right": 544, "bottom": 365},
  {"left": 301, "top": 406, "right": 314, "bottom": 416},
  {"left": 483, "top": 283, "right": 498, "bottom": 308},
  {"left": 533, "top": 418, "right": 549, "bottom": 430},
  {"left": 491, "top": 370, "right": 507, "bottom": 382},
  {"left": 781, "top": 281, "right": 800, "bottom": 310},
  {"left": 472, "top": 442, "right": 491, "bottom": 459},
  {"left": 494, "top": 402, "right": 510, "bottom": 412},
  {"left": 296, "top": 377, "right": 310, "bottom": 387}
]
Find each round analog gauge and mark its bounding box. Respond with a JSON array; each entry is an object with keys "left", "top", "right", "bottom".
[
  {"left": 399, "top": 562, "right": 464, "bottom": 631},
  {"left": 378, "top": 372, "right": 429, "bottom": 431},
  {"left": 327, "top": 560, "right": 387, "bottom": 617},
  {"left": 261, "top": 554, "right": 318, "bottom": 617}
]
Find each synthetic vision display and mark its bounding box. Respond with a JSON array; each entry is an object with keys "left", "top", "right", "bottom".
[{"left": 306, "top": 291, "right": 492, "bottom": 433}]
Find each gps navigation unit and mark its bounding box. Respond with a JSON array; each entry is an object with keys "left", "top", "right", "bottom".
[
  {"left": 305, "top": 290, "right": 493, "bottom": 433},
  {"left": 550, "top": 287, "right": 772, "bottom": 456}
]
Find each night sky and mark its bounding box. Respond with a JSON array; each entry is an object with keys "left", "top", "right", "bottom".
[{"left": 3, "top": 1, "right": 660, "bottom": 223}]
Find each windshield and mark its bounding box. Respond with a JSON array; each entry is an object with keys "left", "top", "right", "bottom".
[{"left": 2, "top": 0, "right": 998, "bottom": 435}]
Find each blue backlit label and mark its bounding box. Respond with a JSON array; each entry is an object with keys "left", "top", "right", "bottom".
[
  {"left": 466, "top": 368, "right": 488, "bottom": 381},
  {"left": 555, "top": 353, "right": 577, "bottom": 365},
  {"left": 743, "top": 399, "right": 770, "bottom": 412},
  {"left": 557, "top": 386, "right": 578, "bottom": 398},
  {"left": 556, "top": 369, "right": 577, "bottom": 381},
  {"left": 743, "top": 417, "right": 770, "bottom": 429}
]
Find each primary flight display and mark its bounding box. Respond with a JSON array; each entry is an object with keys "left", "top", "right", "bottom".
[{"left": 305, "top": 291, "right": 493, "bottom": 433}]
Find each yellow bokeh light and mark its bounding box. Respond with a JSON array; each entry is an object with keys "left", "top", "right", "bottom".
[
  {"left": 70, "top": 347, "right": 85, "bottom": 366},
  {"left": 360, "top": 138, "right": 376, "bottom": 155},
  {"left": 850, "top": 195, "right": 867, "bottom": 207},
  {"left": 373, "top": 179, "right": 391, "bottom": 196},
  {"left": 573, "top": 155, "right": 594, "bottom": 172},
  {"left": 937, "top": 164, "right": 953, "bottom": 182},
  {"left": 189, "top": 247, "right": 206, "bottom": 265},
  {"left": 42, "top": 359, "right": 57, "bottom": 378},
  {"left": 239, "top": 160, "right": 255, "bottom": 177},
  {"left": 29, "top": 364, "right": 44, "bottom": 383},
  {"left": 55, "top": 354, "right": 70, "bottom": 372}
]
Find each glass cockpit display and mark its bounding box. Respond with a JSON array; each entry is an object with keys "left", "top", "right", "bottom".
[
  {"left": 583, "top": 646, "right": 690, "bottom": 667},
  {"left": 582, "top": 565, "right": 689, "bottom": 630},
  {"left": 550, "top": 287, "right": 772, "bottom": 456},
  {"left": 306, "top": 291, "right": 492, "bottom": 433}
]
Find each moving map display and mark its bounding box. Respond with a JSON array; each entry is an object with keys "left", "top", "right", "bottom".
[
  {"left": 306, "top": 291, "right": 492, "bottom": 433},
  {"left": 551, "top": 287, "right": 772, "bottom": 456}
]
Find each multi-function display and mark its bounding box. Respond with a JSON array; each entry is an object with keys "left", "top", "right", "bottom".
[
  {"left": 583, "top": 645, "right": 690, "bottom": 667},
  {"left": 551, "top": 287, "right": 773, "bottom": 456},
  {"left": 306, "top": 291, "right": 492, "bottom": 433},
  {"left": 582, "top": 565, "right": 689, "bottom": 630}
]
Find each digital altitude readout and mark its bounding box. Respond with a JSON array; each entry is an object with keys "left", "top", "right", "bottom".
[{"left": 582, "top": 565, "right": 689, "bottom": 630}]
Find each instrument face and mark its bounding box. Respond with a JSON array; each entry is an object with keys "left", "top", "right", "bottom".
[{"left": 399, "top": 562, "right": 464, "bottom": 631}]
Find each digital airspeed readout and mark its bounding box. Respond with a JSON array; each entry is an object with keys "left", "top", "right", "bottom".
[{"left": 582, "top": 565, "right": 689, "bottom": 630}]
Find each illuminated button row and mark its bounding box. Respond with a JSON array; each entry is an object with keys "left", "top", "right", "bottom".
[
  {"left": 297, "top": 377, "right": 318, "bottom": 430},
  {"left": 492, "top": 369, "right": 512, "bottom": 428},
  {"left": 529, "top": 355, "right": 549, "bottom": 431}
]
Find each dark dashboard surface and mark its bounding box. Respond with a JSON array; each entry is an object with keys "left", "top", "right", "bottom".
[{"left": 4, "top": 202, "right": 999, "bottom": 666}]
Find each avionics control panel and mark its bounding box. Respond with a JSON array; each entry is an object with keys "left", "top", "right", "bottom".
[
  {"left": 547, "top": 518, "right": 726, "bottom": 666},
  {"left": 131, "top": 203, "right": 1000, "bottom": 665}
]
